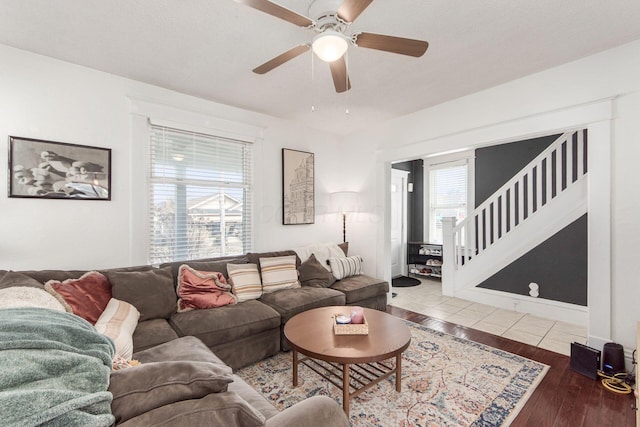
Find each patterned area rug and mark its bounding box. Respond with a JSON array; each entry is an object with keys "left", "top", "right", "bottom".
[{"left": 237, "top": 320, "right": 548, "bottom": 426}]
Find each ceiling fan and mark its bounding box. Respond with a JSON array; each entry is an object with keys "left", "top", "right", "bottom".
[{"left": 235, "top": 0, "right": 429, "bottom": 93}]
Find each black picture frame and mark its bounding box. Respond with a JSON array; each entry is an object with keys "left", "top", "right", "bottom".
[
  {"left": 8, "top": 136, "right": 112, "bottom": 200},
  {"left": 282, "top": 148, "right": 314, "bottom": 225}
]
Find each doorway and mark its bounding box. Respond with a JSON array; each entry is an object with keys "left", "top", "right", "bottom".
[{"left": 391, "top": 169, "right": 409, "bottom": 278}]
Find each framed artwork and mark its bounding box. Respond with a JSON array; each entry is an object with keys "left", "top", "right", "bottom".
[
  {"left": 8, "top": 136, "right": 112, "bottom": 200},
  {"left": 282, "top": 148, "right": 314, "bottom": 225}
]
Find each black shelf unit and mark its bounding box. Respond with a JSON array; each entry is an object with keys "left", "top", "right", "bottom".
[{"left": 407, "top": 242, "right": 443, "bottom": 279}]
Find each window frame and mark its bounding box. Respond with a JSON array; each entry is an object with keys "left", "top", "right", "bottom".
[
  {"left": 424, "top": 150, "right": 475, "bottom": 244},
  {"left": 147, "top": 124, "right": 254, "bottom": 265}
]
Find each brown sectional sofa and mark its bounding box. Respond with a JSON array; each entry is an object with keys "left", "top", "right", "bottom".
[{"left": 0, "top": 245, "right": 388, "bottom": 426}]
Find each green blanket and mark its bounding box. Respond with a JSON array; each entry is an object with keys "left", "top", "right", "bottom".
[{"left": 0, "top": 308, "right": 116, "bottom": 427}]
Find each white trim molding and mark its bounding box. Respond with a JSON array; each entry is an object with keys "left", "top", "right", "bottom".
[{"left": 377, "top": 98, "right": 613, "bottom": 342}]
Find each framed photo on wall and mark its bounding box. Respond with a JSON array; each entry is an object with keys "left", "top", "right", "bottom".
[
  {"left": 8, "top": 136, "right": 112, "bottom": 200},
  {"left": 282, "top": 148, "right": 314, "bottom": 225}
]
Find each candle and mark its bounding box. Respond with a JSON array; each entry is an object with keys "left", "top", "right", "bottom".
[{"left": 350, "top": 307, "right": 364, "bottom": 324}]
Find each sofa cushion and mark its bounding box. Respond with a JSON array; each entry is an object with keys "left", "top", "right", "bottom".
[
  {"left": 132, "top": 336, "right": 227, "bottom": 366},
  {"left": 328, "top": 255, "right": 364, "bottom": 280},
  {"left": 44, "top": 271, "right": 112, "bottom": 324},
  {"left": 330, "top": 274, "right": 389, "bottom": 304},
  {"left": 298, "top": 254, "right": 336, "bottom": 288},
  {"left": 176, "top": 265, "right": 237, "bottom": 312},
  {"left": 107, "top": 267, "right": 176, "bottom": 321},
  {"left": 259, "top": 287, "right": 345, "bottom": 323},
  {"left": 0, "top": 286, "right": 65, "bottom": 311},
  {"left": 109, "top": 361, "right": 234, "bottom": 424},
  {"left": 116, "top": 392, "right": 266, "bottom": 427},
  {"left": 264, "top": 396, "right": 350, "bottom": 427},
  {"left": 228, "top": 374, "right": 279, "bottom": 420},
  {"left": 259, "top": 255, "right": 300, "bottom": 293},
  {"left": 0, "top": 271, "right": 45, "bottom": 290},
  {"left": 95, "top": 298, "right": 140, "bottom": 360},
  {"left": 169, "top": 300, "right": 280, "bottom": 348},
  {"left": 227, "top": 263, "right": 263, "bottom": 302},
  {"left": 132, "top": 319, "right": 180, "bottom": 352}
]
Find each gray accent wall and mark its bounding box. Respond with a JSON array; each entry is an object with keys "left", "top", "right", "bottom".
[
  {"left": 475, "top": 134, "right": 560, "bottom": 208},
  {"left": 474, "top": 133, "right": 588, "bottom": 305},
  {"left": 477, "top": 214, "right": 587, "bottom": 306},
  {"left": 392, "top": 159, "right": 424, "bottom": 242}
]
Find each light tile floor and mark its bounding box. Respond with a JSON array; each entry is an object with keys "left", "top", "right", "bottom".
[{"left": 391, "top": 277, "right": 587, "bottom": 356}]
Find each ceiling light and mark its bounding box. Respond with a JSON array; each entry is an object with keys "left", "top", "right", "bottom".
[{"left": 312, "top": 30, "right": 348, "bottom": 62}]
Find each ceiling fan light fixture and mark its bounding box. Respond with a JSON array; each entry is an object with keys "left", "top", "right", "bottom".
[{"left": 312, "top": 30, "right": 348, "bottom": 62}]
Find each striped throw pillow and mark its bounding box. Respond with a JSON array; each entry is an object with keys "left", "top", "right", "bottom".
[
  {"left": 95, "top": 298, "right": 140, "bottom": 360},
  {"left": 259, "top": 255, "right": 300, "bottom": 294},
  {"left": 227, "top": 263, "right": 263, "bottom": 302},
  {"left": 328, "top": 255, "right": 364, "bottom": 280}
]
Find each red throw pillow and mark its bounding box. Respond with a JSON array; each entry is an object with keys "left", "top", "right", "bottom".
[
  {"left": 177, "top": 265, "right": 237, "bottom": 312},
  {"left": 44, "top": 271, "right": 112, "bottom": 324}
]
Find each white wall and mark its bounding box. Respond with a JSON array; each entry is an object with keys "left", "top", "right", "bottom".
[
  {"left": 0, "top": 44, "right": 343, "bottom": 271},
  {"left": 343, "top": 39, "right": 640, "bottom": 355},
  {"left": 2, "top": 37, "right": 639, "bottom": 354}
]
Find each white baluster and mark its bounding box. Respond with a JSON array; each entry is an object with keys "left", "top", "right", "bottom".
[
  {"left": 477, "top": 210, "right": 484, "bottom": 255},
  {"left": 518, "top": 176, "right": 525, "bottom": 224},
  {"left": 567, "top": 132, "right": 574, "bottom": 184},
  {"left": 536, "top": 163, "right": 543, "bottom": 212},
  {"left": 546, "top": 153, "right": 552, "bottom": 204},
  {"left": 500, "top": 192, "right": 507, "bottom": 237},
  {"left": 490, "top": 202, "right": 496, "bottom": 246},
  {"left": 555, "top": 143, "right": 563, "bottom": 196},
  {"left": 526, "top": 169, "right": 533, "bottom": 218},
  {"left": 577, "top": 130, "right": 585, "bottom": 178},
  {"left": 509, "top": 186, "right": 516, "bottom": 231},
  {"left": 464, "top": 217, "right": 476, "bottom": 263}
]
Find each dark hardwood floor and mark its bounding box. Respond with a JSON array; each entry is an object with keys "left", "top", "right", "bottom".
[{"left": 386, "top": 305, "right": 636, "bottom": 427}]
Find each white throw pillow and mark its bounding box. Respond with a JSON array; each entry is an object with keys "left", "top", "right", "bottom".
[
  {"left": 259, "top": 255, "right": 300, "bottom": 293},
  {"left": 94, "top": 298, "right": 140, "bottom": 360},
  {"left": 292, "top": 242, "right": 346, "bottom": 272},
  {"left": 227, "top": 263, "right": 263, "bottom": 302},
  {"left": 328, "top": 255, "right": 364, "bottom": 280}
]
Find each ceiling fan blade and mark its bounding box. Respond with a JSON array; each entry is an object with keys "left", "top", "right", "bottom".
[
  {"left": 337, "top": 0, "right": 374, "bottom": 23},
  {"left": 329, "top": 56, "right": 351, "bottom": 93},
  {"left": 353, "top": 32, "right": 429, "bottom": 57},
  {"left": 252, "top": 45, "right": 310, "bottom": 74},
  {"left": 235, "top": 0, "right": 313, "bottom": 27}
]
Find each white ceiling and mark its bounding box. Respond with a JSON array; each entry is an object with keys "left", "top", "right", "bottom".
[{"left": 1, "top": 0, "right": 640, "bottom": 135}]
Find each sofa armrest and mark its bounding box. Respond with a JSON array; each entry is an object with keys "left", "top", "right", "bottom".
[{"left": 264, "top": 396, "right": 349, "bottom": 427}]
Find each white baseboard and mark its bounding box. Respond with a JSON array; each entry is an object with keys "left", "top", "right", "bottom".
[{"left": 454, "top": 286, "right": 588, "bottom": 325}]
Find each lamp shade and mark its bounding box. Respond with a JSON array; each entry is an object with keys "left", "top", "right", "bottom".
[
  {"left": 330, "top": 191, "right": 359, "bottom": 213},
  {"left": 312, "top": 30, "right": 349, "bottom": 62}
]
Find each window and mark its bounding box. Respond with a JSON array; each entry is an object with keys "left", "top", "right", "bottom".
[
  {"left": 149, "top": 125, "right": 252, "bottom": 264},
  {"left": 428, "top": 162, "right": 468, "bottom": 244}
]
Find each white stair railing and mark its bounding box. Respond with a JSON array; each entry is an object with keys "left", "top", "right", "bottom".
[{"left": 450, "top": 129, "right": 587, "bottom": 270}]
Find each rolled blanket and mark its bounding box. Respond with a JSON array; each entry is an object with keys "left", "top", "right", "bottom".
[{"left": 0, "top": 307, "right": 115, "bottom": 427}]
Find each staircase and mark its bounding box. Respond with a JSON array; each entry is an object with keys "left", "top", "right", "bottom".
[{"left": 441, "top": 130, "right": 588, "bottom": 323}]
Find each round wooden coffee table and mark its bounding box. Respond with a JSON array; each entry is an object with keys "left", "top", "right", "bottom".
[{"left": 284, "top": 306, "right": 411, "bottom": 415}]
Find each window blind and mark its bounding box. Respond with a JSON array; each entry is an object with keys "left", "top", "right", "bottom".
[
  {"left": 429, "top": 163, "right": 467, "bottom": 244},
  {"left": 148, "top": 125, "right": 253, "bottom": 264}
]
